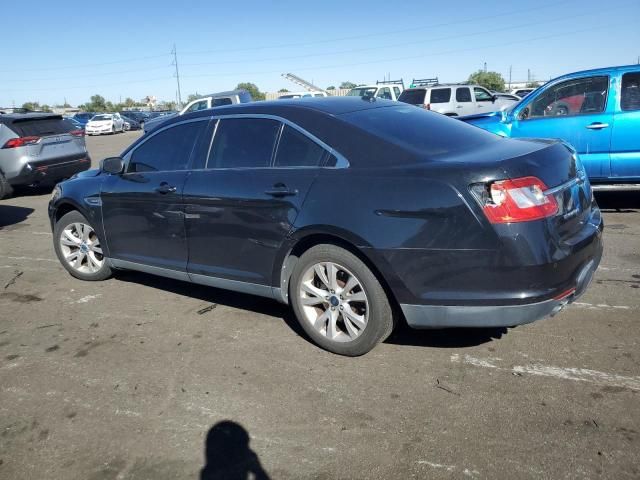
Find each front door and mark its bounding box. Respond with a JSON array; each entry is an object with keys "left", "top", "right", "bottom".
[
  {"left": 101, "top": 119, "right": 208, "bottom": 271},
  {"left": 510, "top": 75, "right": 613, "bottom": 180},
  {"left": 611, "top": 71, "right": 640, "bottom": 179},
  {"left": 184, "top": 118, "right": 326, "bottom": 289}
]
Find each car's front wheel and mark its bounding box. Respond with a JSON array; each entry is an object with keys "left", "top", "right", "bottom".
[
  {"left": 53, "top": 210, "right": 112, "bottom": 281},
  {"left": 290, "top": 244, "right": 394, "bottom": 356}
]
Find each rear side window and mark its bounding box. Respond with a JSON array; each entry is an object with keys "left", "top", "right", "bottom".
[
  {"left": 208, "top": 118, "right": 280, "bottom": 168},
  {"left": 212, "top": 98, "right": 232, "bottom": 107},
  {"left": 398, "top": 89, "right": 426, "bottom": 105},
  {"left": 128, "top": 121, "right": 206, "bottom": 172},
  {"left": 456, "top": 88, "right": 472, "bottom": 102},
  {"left": 393, "top": 86, "right": 401, "bottom": 98},
  {"left": 621, "top": 72, "right": 640, "bottom": 111},
  {"left": 274, "top": 125, "right": 326, "bottom": 168},
  {"left": 429, "top": 88, "right": 451, "bottom": 103},
  {"left": 10, "top": 117, "right": 75, "bottom": 137}
]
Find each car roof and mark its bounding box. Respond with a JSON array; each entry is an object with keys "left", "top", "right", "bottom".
[
  {"left": 550, "top": 64, "right": 639, "bottom": 81},
  {"left": 201, "top": 89, "right": 249, "bottom": 98},
  {"left": 0, "top": 112, "right": 62, "bottom": 123}
]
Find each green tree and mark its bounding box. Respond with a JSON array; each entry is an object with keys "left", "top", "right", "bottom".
[
  {"left": 526, "top": 82, "right": 541, "bottom": 88},
  {"left": 124, "top": 97, "right": 136, "bottom": 107},
  {"left": 22, "top": 101, "right": 41, "bottom": 111},
  {"left": 467, "top": 70, "right": 506, "bottom": 92},
  {"left": 81, "top": 94, "right": 108, "bottom": 112},
  {"left": 326, "top": 86, "right": 336, "bottom": 90},
  {"left": 278, "top": 88, "right": 289, "bottom": 93},
  {"left": 40, "top": 104, "right": 52, "bottom": 112},
  {"left": 339, "top": 81, "right": 357, "bottom": 90},
  {"left": 236, "top": 82, "right": 265, "bottom": 101},
  {"left": 186, "top": 93, "right": 202, "bottom": 103}
]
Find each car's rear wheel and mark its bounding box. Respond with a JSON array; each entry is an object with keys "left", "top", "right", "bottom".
[
  {"left": 0, "top": 172, "right": 14, "bottom": 199},
  {"left": 53, "top": 210, "right": 112, "bottom": 281},
  {"left": 290, "top": 244, "right": 394, "bottom": 356}
]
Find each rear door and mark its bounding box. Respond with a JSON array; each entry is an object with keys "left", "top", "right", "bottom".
[
  {"left": 101, "top": 119, "right": 208, "bottom": 272},
  {"left": 509, "top": 75, "right": 613, "bottom": 180},
  {"left": 611, "top": 71, "right": 640, "bottom": 179},
  {"left": 183, "top": 117, "right": 324, "bottom": 290}
]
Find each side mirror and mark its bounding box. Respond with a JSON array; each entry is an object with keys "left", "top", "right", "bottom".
[
  {"left": 492, "top": 95, "right": 497, "bottom": 103},
  {"left": 100, "top": 156, "right": 124, "bottom": 174}
]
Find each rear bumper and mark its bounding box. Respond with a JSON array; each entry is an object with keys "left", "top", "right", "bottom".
[
  {"left": 401, "top": 243, "right": 601, "bottom": 329},
  {"left": 9, "top": 156, "right": 91, "bottom": 186}
]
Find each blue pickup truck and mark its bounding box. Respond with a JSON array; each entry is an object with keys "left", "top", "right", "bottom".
[{"left": 461, "top": 65, "right": 640, "bottom": 189}]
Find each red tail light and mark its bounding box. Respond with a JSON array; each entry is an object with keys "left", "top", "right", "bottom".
[
  {"left": 70, "top": 130, "right": 85, "bottom": 137},
  {"left": 2, "top": 136, "right": 41, "bottom": 149},
  {"left": 473, "top": 176, "right": 558, "bottom": 224},
  {"left": 422, "top": 103, "right": 431, "bottom": 110}
]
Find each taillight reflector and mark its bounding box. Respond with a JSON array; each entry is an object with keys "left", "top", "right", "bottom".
[
  {"left": 475, "top": 176, "right": 558, "bottom": 224},
  {"left": 553, "top": 287, "right": 576, "bottom": 301},
  {"left": 70, "top": 130, "right": 85, "bottom": 137},
  {"left": 2, "top": 136, "right": 41, "bottom": 149}
]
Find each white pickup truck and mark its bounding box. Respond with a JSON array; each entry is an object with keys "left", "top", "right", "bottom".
[{"left": 346, "top": 81, "right": 404, "bottom": 101}]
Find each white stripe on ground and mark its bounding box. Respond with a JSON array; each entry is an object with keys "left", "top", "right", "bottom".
[
  {"left": 72, "top": 294, "right": 102, "bottom": 304},
  {"left": 573, "top": 302, "right": 632, "bottom": 310},
  {"left": 416, "top": 460, "right": 480, "bottom": 477},
  {"left": 0, "top": 256, "right": 57, "bottom": 263},
  {"left": 451, "top": 354, "right": 640, "bottom": 390}
]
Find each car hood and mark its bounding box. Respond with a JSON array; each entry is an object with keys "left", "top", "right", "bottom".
[
  {"left": 458, "top": 110, "right": 511, "bottom": 136},
  {"left": 72, "top": 168, "right": 101, "bottom": 179}
]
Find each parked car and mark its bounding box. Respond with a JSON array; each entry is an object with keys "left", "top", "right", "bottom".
[
  {"left": 493, "top": 92, "right": 522, "bottom": 102},
  {"left": 119, "top": 111, "right": 149, "bottom": 127},
  {"left": 346, "top": 80, "right": 404, "bottom": 101},
  {"left": 72, "top": 112, "right": 95, "bottom": 127},
  {"left": 85, "top": 113, "right": 125, "bottom": 135},
  {"left": 65, "top": 117, "right": 85, "bottom": 131},
  {"left": 143, "top": 90, "right": 253, "bottom": 133},
  {"left": 278, "top": 91, "right": 328, "bottom": 99},
  {"left": 0, "top": 113, "right": 90, "bottom": 198},
  {"left": 121, "top": 116, "right": 141, "bottom": 131},
  {"left": 398, "top": 83, "right": 518, "bottom": 116},
  {"left": 460, "top": 65, "right": 640, "bottom": 187},
  {"left": 48, "top": 97, "right": 603, "bottom": 356}
]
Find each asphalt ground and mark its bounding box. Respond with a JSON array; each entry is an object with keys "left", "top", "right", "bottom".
[{"left": 0, "top": 131, "right": 639, "bottom": 479}]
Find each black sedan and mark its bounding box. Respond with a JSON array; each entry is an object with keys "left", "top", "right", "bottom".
[
  {"left": 48, "top": 98, "right": 603, "bottom": 356},
  {"left": 121, "top": 115, "right": 141, "bottom": 131}
]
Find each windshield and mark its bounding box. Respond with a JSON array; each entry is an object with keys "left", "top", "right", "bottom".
[
  {"left": 347, "top": 87, "right": 377, "bottom": 97},
  {"left": 91, "top": 115, "right": 112, "bottom": 121}
]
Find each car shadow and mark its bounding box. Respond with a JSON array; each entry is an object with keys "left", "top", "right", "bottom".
[
  {"left": 0, "top": 204, "right": 35, "bottom": 229},
  {"left": 114, "top": 270, "right": 503, "bottom": 350},
  {"left": 595, "top": 191, "right": 640, "bottom": 212}
]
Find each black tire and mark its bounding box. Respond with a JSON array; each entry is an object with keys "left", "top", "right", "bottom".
[
  {"left": 289, "top": 244, "right": 394, "bottom": 356},
  {"left": 0, "top": 172, "right": 14, "bottom": 200},
  {"left": 53, "top": 210, "right": 112, "bottom": 281}
]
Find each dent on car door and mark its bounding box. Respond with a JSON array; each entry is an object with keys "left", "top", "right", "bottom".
[
  {"left": 100, "top": 120, "right": 208, "bottom": 271},
  {"left": 183, "top": 118, "right": 323, "bottom": 287},
  {"left": 611, "top": 71, "right": 640, "bottom": 179},
  {"left": 509, "top": 75, "right": 613, "bottom": 180}
]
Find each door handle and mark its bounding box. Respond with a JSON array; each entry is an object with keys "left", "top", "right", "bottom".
[
  {"left": 456, "top": 105, "right": 463, "bottom": 108},
  {"left": 265, "top": 184, "right": 298, "bottom": 197},
  {"left": 586, "top": 122, "right": 609, "bottom": 130},
  {"left": 155, "top": 183, "right": 177, "bottom": 194}
]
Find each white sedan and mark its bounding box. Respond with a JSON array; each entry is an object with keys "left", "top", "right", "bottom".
[{"left": 85, "top": 113, "right": 125, "bottom": 135}]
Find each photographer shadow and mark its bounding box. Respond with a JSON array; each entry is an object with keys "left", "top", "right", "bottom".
[{"left": 200, "top": 421, "right": 270, "bottom": 480}]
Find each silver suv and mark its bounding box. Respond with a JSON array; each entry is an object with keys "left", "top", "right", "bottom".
[
  {"left": 399, "top": 80, "right": 518, "bottom": 116},
  {"left": 0, "top": 113, "right": 90, "bottom": 199}
]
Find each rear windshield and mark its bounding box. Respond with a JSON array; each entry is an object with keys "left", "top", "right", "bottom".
[
  {"left": 340, "top": 105, "right": 499, "bottom": 159},
  {"left": 347, "top": 87, "right": 377, "bottom": 97},
  {"left": 429, "top": 88, "right": 451, "bottom": 103},
  {"left": 398, "top": 89, "right": 426, "bottom": 105},
  {"left": 10, "top": 117, "right": 75, "bottom": 137}
]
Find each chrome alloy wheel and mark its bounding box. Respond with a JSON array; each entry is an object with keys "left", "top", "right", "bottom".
[
  {"left": 59, "top": 223, "right": 104, "bottom": 274},
  {"left": 299, "top": 262, "right": 369, "bottom": 342}
]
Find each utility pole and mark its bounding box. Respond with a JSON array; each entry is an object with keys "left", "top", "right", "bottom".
[
  {"left": 508, "top": 65, "right": 512, "bottom": 90},
  {"left": 171, "top": 44, "right": 182, "bottom": 108},
  {"left": 484, "top": 62, "right": 487, "bottom": 73}
]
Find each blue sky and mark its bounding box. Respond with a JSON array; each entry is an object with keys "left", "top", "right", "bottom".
[{"left": 2, "top": 0, "right": 639, "bottom": 107}]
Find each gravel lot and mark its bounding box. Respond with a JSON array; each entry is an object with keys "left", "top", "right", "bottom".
[{"left": 1, "top": 131, "right": 639, "bottom": 479}]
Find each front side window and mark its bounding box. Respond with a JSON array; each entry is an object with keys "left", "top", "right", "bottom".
[
  {"left": 621, "top": 72, "right": 640, "bottom": 111},
  {"left": 393, "top": 86, "right": 401, "bottom": 98},
  {"left": 128, "top": 121, "right": 206, "bottom": 172},
  {"left": 456, "top": 87, "right": 472, "bottom": 102},
  {"left": 212, "top": 98, "right": 232, "bottom": 107},
  {"left": 474, "top": 87, "right": 493, "bottom": 102},
  {"left": 274, "top": 125, "right": 326, "bottom": 168},
  {"left": 207, "top": 118, "right": 280, "bottom": 168},
  {"left": 526, "top": 76, "right": 609, "bottom": 119},
  {"left": 186, "top": 100, "right": 208, "bottom": 113},
  {"left": 347, "top": 87, "right": 377, "bottom": 97},
  {"left": 429, "top": 88, "right": 451, "bottom": 103}
]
